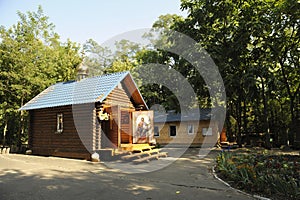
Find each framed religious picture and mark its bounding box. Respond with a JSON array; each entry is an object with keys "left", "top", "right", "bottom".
[{"left": 132, "top": 110, "right": 154, "bottom": 144}]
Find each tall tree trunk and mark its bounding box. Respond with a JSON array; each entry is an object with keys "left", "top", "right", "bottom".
[
  {"left": 289, "top": 96, "right": 296, "bottom": 146},
  {"left": 236, "top": 96, "right": 243, "bottom": 147},
  {"left": 226, "top": 102, "right": 234, "bottom": 142},
  {"left": 243, "top": 99, "right": 249, "bottom": 145},
  {"left": 260, "top": 76, "right": 271, "bottom": 149},
  {"left": 2, "top": 120, "right": 7, "bottom": 147},
  {"left": 279, "top": 60, "right": 296, "bottom": 146},
  {"left": 18, "top": 97, "right": 24, "bottom": 152}
]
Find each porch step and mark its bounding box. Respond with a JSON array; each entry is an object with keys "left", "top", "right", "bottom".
[
  {"left": 120, "top": 144, "right": 155, "bottom": 152},
  {"left": 97, "top": 144, "right": 168, "bottom": 163},
  {"left": 121, "top": 149, "right": 161, "bottom": 160},
  {"left": 132, "top": 152, "right": 168, "bottom": 164}
]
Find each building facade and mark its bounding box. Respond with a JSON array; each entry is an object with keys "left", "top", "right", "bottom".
[
  {"left": 154, "top": 109, "right": 220, "bottom": 147},
  {"left": 20, "top": 71, "right": 154, "bottom": 160}
]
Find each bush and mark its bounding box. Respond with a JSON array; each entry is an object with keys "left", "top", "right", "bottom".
[{"left": 215, "top": 152, "right": 300, "bottom": 200}]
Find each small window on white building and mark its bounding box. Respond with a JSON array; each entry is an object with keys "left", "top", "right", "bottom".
[
  {"left": 202, "top": 127, "right": 212, "bottom": 136},
  {"left": 187, "top": 124, "right": 194, "bottom": 135},
  {"left": 169, "top": 125, "right": 177, "bottom": 137},
  {"left": 154, "top": 126, "right": 159, "bottom": 137},
  {"left": 56, "top": 113, "right": 63, "bottom": 133}
]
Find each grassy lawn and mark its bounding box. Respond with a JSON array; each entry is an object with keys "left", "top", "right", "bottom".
[{"left": 215, "top": 149, "right": 300, "bottom": 200}]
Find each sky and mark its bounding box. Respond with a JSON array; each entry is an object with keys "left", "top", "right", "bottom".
[{"left": 0, "top": 0, "right": 187, "bottom": 45}]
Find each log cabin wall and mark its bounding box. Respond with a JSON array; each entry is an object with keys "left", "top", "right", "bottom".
[
  {"left": 154, "top": 120, "right": 219, "bottom": 146},
  {"left": 29, "top": 105, "right": 93, "bottom": 160},
  {"left": 28, "top": 113, "right": 34, "bottom": 150},
  {"left": 72, "top": 103, "right": 95, "bottom": 153},
  {"left": 103, "top": 82, "right": 135, "bottom": 108}
]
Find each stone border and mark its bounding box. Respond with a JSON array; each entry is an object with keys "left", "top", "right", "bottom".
[{"left": 212, "top": 166, "right": 271, "bottom": 200}]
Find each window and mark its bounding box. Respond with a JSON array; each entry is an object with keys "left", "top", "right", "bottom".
[
  {"left": 56, "top": 113, "right": 63, "bottom": 133},
  {"left": 202, "top": 127, "right": 212, "bottom": 136},
  {"left": 154, "top": 126, "right": 159, "bottom": 137},
  {"left": 169, "top": 125, "right": 176, "bottom": 137},
  {"left": 187, "top": 124, "right": 194, "bottom": 135}
]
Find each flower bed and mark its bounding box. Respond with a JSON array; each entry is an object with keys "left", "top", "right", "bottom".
[{"left": 215, "top": 151, "right": 300, "bottom": 200}]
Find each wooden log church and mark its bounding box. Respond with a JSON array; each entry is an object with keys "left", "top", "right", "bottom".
[{"left": 20, "top": 66, "right": 155, "bottom": 160}]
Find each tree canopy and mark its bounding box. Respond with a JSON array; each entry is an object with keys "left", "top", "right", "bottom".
[
  {"left": 174, "top": 0, "right": 300, "bottom": 146},
  {"left": 0, "top": 6, "right": 82, "bottom": 148}
]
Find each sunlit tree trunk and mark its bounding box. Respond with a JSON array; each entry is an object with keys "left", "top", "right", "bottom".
[
  {"left": 2, "top": 120, "right": 7, "bottom": 147},
  {"left": 260, "top": 76, "right": 271, "bottom": 149}
]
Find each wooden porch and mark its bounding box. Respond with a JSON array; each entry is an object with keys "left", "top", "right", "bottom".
[
  {"left": 97, "top": 143, "right": 168, "bottom": 164},
  {"left": 120, "top": 143, "right": 168, "bottom": 164},
  {"left": 120, "top": 143, "right": 155, "bottom": 152}
]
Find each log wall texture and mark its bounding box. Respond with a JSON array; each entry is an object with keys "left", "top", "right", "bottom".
[{"left": 29, "top": 105, "right": 93, "bottom": 160}]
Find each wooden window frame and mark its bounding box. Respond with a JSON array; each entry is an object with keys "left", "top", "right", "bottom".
[{"left": 56, "top": 113, "right": 63, "bottom": 134}]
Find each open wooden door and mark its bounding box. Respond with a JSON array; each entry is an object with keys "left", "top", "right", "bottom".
[
  {"left": 102, "top": 105, "right": 120, "bottom": 147},
  {"left": 120, "top": 110, "right": 131, "bottom": 144}
]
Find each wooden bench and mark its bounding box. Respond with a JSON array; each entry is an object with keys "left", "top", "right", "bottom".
[
  {"left": 132, "top": 152, "right": 168, "bottom": 164},
  {"left": 121, "top": 149, "right": 160, "bottom": 160}
]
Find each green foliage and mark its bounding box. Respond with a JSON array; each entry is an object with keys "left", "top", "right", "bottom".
[
  {"left": 216, "top": 152, "right": 300, "bottom": 199},
  {"left": 83, "top": 38, "right": 112, "bottom": 76},
  {"left": 0, "top": 6, "right": 82, "bottom": 148},
  {"left": 174, "top": 0, "right": 300, "bottom": 146},
  {"left": 83, "top": 39, "right": 141, "bottom": 75}
]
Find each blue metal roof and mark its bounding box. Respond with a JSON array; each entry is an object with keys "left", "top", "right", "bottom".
[
  {"left": 20, "top": 71, "right": 134, "bottom": 111},
  {"left": 154, "top": 108, "right": 212, "bottom": 123}
]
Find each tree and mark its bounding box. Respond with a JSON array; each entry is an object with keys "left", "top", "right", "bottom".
[
  {"left": 264, "top": 0, "right": 300, "bottom": 146},
  {"left": 171, "top": 0, "right": 299, "bottom": 147},
  {"left": 83, "top": 39, "right": 141, "bottom": 75},
  {"left": 83, "top": 39, "right": 112, "bottom": 76},
  {"left": 0, "top": 6, "right": 82, "bottom": 149},
  {"left": 104, "top": 39, "right": 141, "bottom": 74}
]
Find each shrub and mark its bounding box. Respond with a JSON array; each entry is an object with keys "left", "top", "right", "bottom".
[{"left": 215, "top": 152, "right": 300, "bottom": 200}]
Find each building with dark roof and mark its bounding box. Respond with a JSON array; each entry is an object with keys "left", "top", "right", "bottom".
[{"left": 153, "top": 109, "right": 220, "bottom": 147}]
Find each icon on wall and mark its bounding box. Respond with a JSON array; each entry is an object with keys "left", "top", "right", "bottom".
[{"left": 132, "top": 111, "right": 154, "bottom": 144}]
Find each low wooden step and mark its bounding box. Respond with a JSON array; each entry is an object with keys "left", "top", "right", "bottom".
[
  {"left": 132, "top": 145, "right": 155, "bottom": 152},
  {"left": 120, "top": 144, "right": 155, "bottom": 152},
  {"left": 132, "top": 152, "right": 168, "bottom": 164},
  {"left": 121, "top": 149, "right": 160, "bottom": 160}
]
